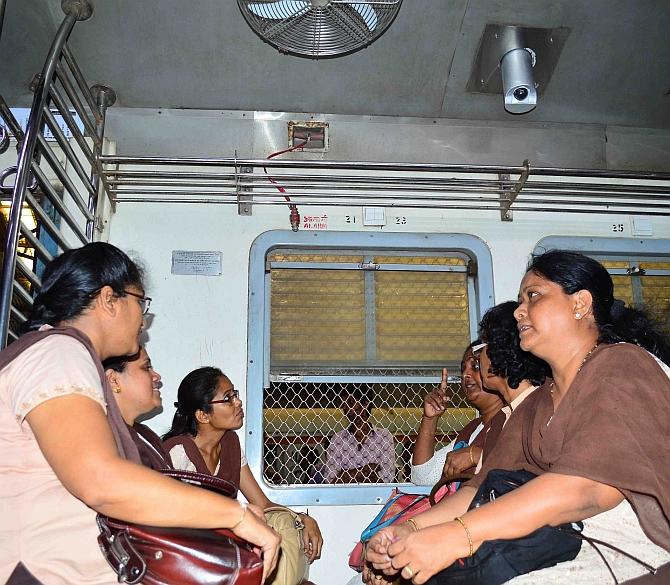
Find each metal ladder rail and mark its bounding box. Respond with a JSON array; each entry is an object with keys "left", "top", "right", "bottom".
[{"left": 0, "top": 0, "right": 113, "bottom": 347}]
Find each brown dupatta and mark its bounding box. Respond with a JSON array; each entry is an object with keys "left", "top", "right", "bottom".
[{"left": 163, "top": 433, "right": 242, "bottom": 490}]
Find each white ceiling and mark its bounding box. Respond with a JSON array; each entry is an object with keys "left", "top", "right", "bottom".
[{"left": 2, "top": 0, "right": 670, "bottom": 128}]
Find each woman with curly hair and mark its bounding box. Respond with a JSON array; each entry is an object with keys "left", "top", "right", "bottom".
[
  {"left": 477, "top": 300, "right": 550, "bottom": 419},
  {"left": 366, "top": 250, "right": 670, "bottom": 584}
]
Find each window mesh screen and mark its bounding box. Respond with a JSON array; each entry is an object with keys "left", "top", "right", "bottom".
[
  {"left": 263, "top": 378, "right": 473, "bottom": 485},
  {"left": 265, "top": 250, "right": 475, "bottom": 485}
]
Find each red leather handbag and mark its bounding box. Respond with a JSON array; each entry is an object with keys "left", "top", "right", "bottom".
[{"left": 97, "top": 470, "right": 263, "bottom": 585}]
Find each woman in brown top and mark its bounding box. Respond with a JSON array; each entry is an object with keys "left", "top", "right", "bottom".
[
  {"left": 411, "top": 341, "right": 504, "bottom": 486},
  {"left": 366, "top": 250, "right": 670, "bottom": 584},
  {"left": 104, "top": 347, "right": 172, "bottom": 470}
]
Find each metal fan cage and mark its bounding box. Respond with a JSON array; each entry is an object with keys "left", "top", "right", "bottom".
[{"left": 237, "top": 0, "right": 402, "bottom": 58}]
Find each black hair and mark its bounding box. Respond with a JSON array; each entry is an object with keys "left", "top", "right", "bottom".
[
  {"left": 343, "top": 386, "right": 372, "bottom": 406},
  {"left": 528, "top": 250, "right": 670, "bottom": 363},
  {"left": 479, "top": 301, "right": 550, "bottom": 388},
  {"left": 460, "top": 338, "right": 482, "bottom": 372},
  {"left": 163, "top": 366, "right": 226, "bottom": 440},
  {"left": 24, "top": 242, "right": 144, "bottom": 332},
  {"left": 103, "top": 348, "right": 142, "bottom": 374}
]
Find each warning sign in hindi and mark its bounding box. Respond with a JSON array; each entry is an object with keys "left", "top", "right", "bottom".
[
  {"left": 302, "top": 213, "right": 328, "bottom": 230},
  {"left": 171, "top": 250, "right": 222, "bottom": 276}
]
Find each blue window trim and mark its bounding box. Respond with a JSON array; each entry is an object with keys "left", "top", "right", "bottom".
[
  {"left": 534, "top": 236, "right": 670, "bottom": 259},
  {"left": 246, "top": 230, "right": 495, "bottom": 506}
]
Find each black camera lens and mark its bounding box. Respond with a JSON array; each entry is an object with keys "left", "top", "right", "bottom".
[{"left": 513, "top": 87, "right": 529, "bottom": 101}]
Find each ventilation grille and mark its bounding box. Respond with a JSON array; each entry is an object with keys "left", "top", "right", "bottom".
[{"left": 238, "top": 0, "right": 402, "bottom": 58}]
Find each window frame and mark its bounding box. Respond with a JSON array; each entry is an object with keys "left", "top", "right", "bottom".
[
  {"left": 534, "top": 235, "right": 670, "bottom": 325},
  {"left": 247, "top": 230, "right": 494, "bottom": 505}
]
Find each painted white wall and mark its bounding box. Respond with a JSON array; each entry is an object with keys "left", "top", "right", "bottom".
[{"left": 108, "top": 195, "right": 670, "bottom": 584}]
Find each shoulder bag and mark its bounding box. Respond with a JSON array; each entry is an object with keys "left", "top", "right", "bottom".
[
  {"left": 348, "top": 472, "right": 464, "bottom": 573},
  {"left": 97, "top": 469, "right": 264, "bottom": 585},
  {"left": 263, "top": 506, "right": 310, "bottom": 585},
  {"left": 427, "top": 469, "right": 583, "bottom": 585}
]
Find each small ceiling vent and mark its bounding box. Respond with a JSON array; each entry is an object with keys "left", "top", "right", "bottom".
[{"left": 237, "top": 0, "right": 403, "bottom": 59}]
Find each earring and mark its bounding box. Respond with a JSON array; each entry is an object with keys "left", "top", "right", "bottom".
[
  {"left": 575, "top": 312, "right": 582, "bottom": 319},
  {"left": 112, "top": 385, "right": 121, "bottom": 394}
]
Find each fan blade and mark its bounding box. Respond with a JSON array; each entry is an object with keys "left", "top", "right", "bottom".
[
  {"left": 344, "top": 2, "right": 378, "bottom": 31},
  {"left": 247, "top": 0, "right": 309, "bottom": 19}
]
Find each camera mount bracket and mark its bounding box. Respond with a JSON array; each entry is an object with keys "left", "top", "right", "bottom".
[{"left": 466, "top": 24, "right": 569, "bottom": 98}]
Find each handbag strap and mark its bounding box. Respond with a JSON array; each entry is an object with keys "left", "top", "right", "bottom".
[
  {"left": 360, "top": 494, "right": 428, "bottom": 542},
  {"left": 161, "top": 468, "right": 238, "bottom": 498},
  {"left": 562, "top": 529, "right": 658, "bottom": 585},
  {"left": 429, "top": 471, "right": 474, "bottom": 505}
]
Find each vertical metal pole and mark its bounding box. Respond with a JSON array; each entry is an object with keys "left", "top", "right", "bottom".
[
  {"left": 0, "top": 0, "right": 91, "bottom": 347},
  {"left": 87, "top": 84, "right": 116, "bottom": 239},
  {"left": 363, "top": 255, "right": 377, "bottom": 365},
  {"left": 0, "top": 0, "right": 7, "bottom": 44}
]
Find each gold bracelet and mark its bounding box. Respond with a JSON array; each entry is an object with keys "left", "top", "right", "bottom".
[
  {"left": 405, "top": 518, "right": 419, "bottom": 532},
  {"left": 454, "top": 516, "right": 474, "bottom": 557},
  {"left": 469, "top": 447, "right": 476, "bottom": 466},
  {"left": 231, "top": 502, "right": 248, "bottom": 530}
]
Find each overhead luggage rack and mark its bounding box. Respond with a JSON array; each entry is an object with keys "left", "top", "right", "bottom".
[{"left": 101, "top": 155, "right": 670, "bottom": 219}]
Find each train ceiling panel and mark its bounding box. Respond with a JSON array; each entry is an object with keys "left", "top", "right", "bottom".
[{"left": 1, "top": 0, "right": 669, "bottom": 129}]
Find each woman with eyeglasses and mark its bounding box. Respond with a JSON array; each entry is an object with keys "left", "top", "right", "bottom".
[
  {"left": 164, "top": 367, "right": 324, "bottom": 585},
  {"left": 411, "top": 341, "right": 504, "bottom": 487},
  {"left": 0, "top": 242, "right": 279, "bottom": 585}
]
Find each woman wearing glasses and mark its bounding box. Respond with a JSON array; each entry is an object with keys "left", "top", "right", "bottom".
[
  {"left": 164, "top": 367, "right": 324, "bottom": 585},
  {"left": 0, "top": 243, "right": 279, "bottom": 585}
]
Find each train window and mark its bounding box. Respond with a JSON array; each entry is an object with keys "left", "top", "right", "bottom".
[
  {"left": 600, "top": 259, "right": 670, "bottom": 333},
  {"left": 247, "top": 231, "right": 494, "bottom": 505}
]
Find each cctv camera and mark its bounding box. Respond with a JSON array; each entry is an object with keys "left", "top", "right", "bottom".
[{"left": 501, "top": 48, "right": 537, "bottom": 114}]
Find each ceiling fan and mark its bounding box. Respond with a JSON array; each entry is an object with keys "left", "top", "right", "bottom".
[{"left": 238, "top": 0, "right": 403, "bottom": 58}]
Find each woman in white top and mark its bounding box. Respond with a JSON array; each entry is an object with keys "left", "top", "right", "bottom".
[
  {"left": 163, "top": 366, "right": 324, "bottom": 583},
  {"left": 0, "top": 242, "right": 279, "bottom": 584},
  {"left": 411, "top": 342, "right": 503, "bottom": 486}
]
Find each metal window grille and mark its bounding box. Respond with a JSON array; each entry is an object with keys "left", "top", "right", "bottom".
[
  {"left": 263, "top": 250, "right": 478, "bottom": 486},
  {"left": 601, "top": 259, "right": 670, "bottom": 333}
]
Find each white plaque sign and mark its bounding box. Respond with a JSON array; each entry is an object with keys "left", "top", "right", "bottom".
[{"left": 171, "top": 250, "right": 222, "bottom": 276}]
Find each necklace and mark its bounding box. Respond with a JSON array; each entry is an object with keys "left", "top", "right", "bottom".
[
  {"left": 547, "top": 342, "right": 599, "bottom": 426},
  {"left": 549, "top": 342, "right": 600, "bottom": 395}
]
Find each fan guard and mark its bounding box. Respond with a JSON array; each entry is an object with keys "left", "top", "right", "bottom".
[{"left": 238, "top": 0, "right": 403, "bottom": 58}]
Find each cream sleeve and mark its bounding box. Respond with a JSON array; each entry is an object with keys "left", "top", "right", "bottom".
[{"left": 4, "top": 335, "right": 105, "bottom": 424}]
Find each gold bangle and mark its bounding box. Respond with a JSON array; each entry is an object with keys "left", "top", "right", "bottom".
[
  {"left": 454, "top": 516, "right": 474, "bottom": 557},
  {"left": 469, "top": 447, "right": 476, "bottom": 466},
  {"left": 231, "top": 502, "right": 248, "bottom": 530},
  {"left": 405, "top": 518, "right": 419, "bottom": 532}
]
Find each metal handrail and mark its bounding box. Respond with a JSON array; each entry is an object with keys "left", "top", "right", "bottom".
[
  {"left": 101, "top": 155, "right": 670, "bottom": 217},
  {"left": 0, "top": 0, "right": 106, "bottom": 347},
  {"left": 100, "top": 156, "right": 670, "bottom": 180}
]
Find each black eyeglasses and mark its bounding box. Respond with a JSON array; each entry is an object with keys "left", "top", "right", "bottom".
[
  {"left": 88, "top": 287, "right": 152, "bottom": 315},
  {"left": 123, "top": 290, "right": 152, "bottom": 315},
  {"left": 209, "top": 389, "right": 240, "bottom": 405}
]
